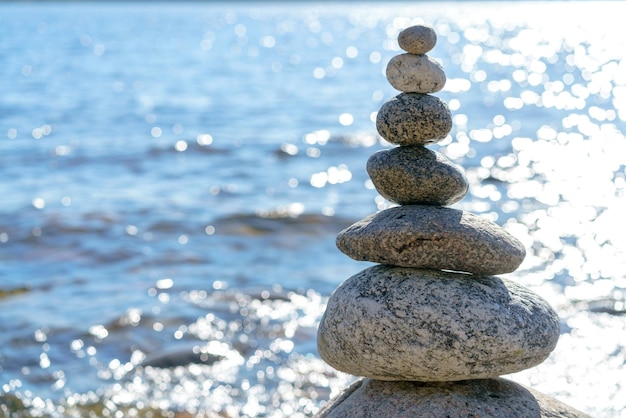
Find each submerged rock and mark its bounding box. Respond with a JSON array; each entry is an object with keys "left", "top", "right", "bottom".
[
  {"left": 0, "top": 286, "right": 30, "bottom": 299},
  {"left": 316, "top": 378, "right": 591, "bottom": 418},
  {"left": 141, "top": 348, "right": 223, "bottom": 369},
  {"left": 336, "top": 205, "right": 526, "bottom": 275},
  {"left": 317, "top": 265, "right": 560, "bottom": 381}
]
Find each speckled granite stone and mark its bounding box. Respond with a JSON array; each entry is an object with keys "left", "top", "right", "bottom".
[
  {"left": 397, "top": 25, "right": 437, "bottom": 55},
  {"left": 317, "top": 265, "right": 560, "bottom": 381},
  {"left": 366, "top": 145, "right": 468, "bottom": 206},
  {"left": 336, "top": 205, "right": 526, "bottom": 275},
  {"left": 316, "top": 378, "right": 591, "bottom": 418},
  {"left": 386, "top": 53, "right": 446, "bottom": 93},
  {"left": 376, "top": 93, "right": 452, "bottom": 145}
]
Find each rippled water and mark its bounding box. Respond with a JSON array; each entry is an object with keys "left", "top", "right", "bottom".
[{"left": 1, "top": 1, "right": 626, "bottom": 417}]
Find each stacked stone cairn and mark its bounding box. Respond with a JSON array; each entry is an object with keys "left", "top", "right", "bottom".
[{"left": 316, "top": 25, "right": 589, "bottom": 417}]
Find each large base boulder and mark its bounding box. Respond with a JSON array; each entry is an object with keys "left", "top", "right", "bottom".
[{"left": 316, "top": 378, "right": 591, "bottom": 418}]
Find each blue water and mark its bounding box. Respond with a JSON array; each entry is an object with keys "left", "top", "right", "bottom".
[{"left": 1, "top": 1, "right": 626, "bottom": 417}]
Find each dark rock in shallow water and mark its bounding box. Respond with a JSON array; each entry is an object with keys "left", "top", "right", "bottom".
[
  {"left": 336, "top": 205, "right": 526, "bottom": 275},
  {"left": 316, "top": 378, "right": 591, "bottom": 418},
  {"left": 317, "top": 265, "right": 559, "bottom": 381},
  {"left": 366, "top": 145, "right": 468, "bottom": 206},
  {"left": 141, "top": 348, "right": 223, "bottom": 368},
  {"left": 0, "top": 286, "right": 30, "bottom": 299}
]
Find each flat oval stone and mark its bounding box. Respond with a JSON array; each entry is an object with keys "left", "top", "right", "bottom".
[
  {"left": 397, "top": 25, "right": 437, "bottom": 55},
  {"left": 366, "top": 145, "right": 468, "bottom": 206},
  {"left": 386, "top": 53, "right": 446, "bottom": 93},
  {"left": 317, "top": 265, "right": 560, "bottom": 381},
  {"left": 336, "top": 205, "right": 525, "bottom": 275},
  {"left": 376, "top": 93, "right": 452, "bottom": 145},
  {"left": 316, "top": 378, "right": 591, "bottom": 418}
]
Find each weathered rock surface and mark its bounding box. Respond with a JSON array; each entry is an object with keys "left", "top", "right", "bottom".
[
  {"left": 376, "top": 93, "right": 452, "bottom": 145},
  {"left": 397, "top": 25, "right": 437, "bottom": 55},
  {"left": 316, "top": 378, "right": 591, "bottom": 418},
  {"left": 336, "top": 205, "right": 526, "bottom": 275},
  {"left": 386, "top": 53, "right": 446, "bottom": 93},
  {"left": 317, "top": 265, "right": 560, "bottom": 381},
  {"left": 366, "top": 145, "right": 468, "bottom": 206}
]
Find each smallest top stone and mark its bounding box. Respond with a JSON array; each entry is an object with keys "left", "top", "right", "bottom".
[{"left": 398, "top": 25, "right": 437, "bottom": 55}]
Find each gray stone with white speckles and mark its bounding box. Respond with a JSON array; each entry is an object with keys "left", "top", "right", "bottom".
[
  {"left": 316, "top": 265, "right": 560, "bottom": 381},
  {"left": 316, "top": 378, "right": 590, "bottom": 418},
  {"left": 366, "top": 145, "right": 468, "bottom": 206},
  {"left": 398, "top": 25, "right": 437, "bottom": 55},
  {"left": 336, "top": 205, "right": 525, "bottom": 275},
  {"left": 376, "top": 93, "right": 452, "bottom": 145},
  {"left": 386, "top": 53, "right": 446, "bottom": 93}
]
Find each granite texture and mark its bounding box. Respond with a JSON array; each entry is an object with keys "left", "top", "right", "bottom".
[
  {"left": 397, "top": 25, "right": 437, "bottom": 55},
  {"left": 366, "top": 145, "right": 468, "bottom": 206},
  {"left": 316, "top": 378, "right": 591, "bottom": 418},
  {"left": 376, "top": 93, "right": 452, "bottom": 145},
  {"left": 386, "top": 53, "right": 446, "bottom": 93},
  {"left": 317, "top": 265, "right": 561, "bottom": 381},
  {"left": 336, "top": 205, "right": 526, "bottom": 275}
]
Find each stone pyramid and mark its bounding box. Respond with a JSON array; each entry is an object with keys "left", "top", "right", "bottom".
[{"left": 315, "top": 24, "right": 589, "bottom": 417}]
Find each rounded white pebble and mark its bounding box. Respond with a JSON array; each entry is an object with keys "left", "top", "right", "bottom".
[{"left": 386, "top": 53, "right": 446, "bottom": 93}]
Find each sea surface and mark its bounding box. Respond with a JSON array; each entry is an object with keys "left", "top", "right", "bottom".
[{"left": 1, "top": 1, "right": 625, "bottom": 417}]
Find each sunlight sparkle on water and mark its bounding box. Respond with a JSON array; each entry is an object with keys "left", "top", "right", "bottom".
[
  {"left": 3, "top": 3, "right": 626, "bottom": 417},
  {"left": 310, "top": 164, "right": 352, "bottom": 188},
  {"left": 69, "top": 288, "right": 355, "bottom": 417},
  {"left": 338, "top": 113, "right": 353, "bottom": 126}
]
